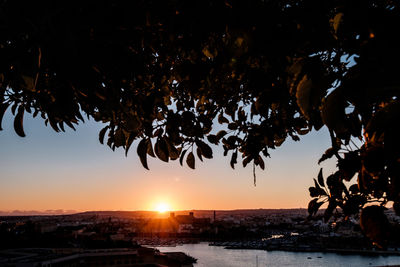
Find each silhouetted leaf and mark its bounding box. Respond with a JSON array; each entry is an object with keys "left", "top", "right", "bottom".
[
  {"left": 11, "top": 103, "right": 17, "bottom": 115},
  {"left": 262, "top": 149, "right": 270, "bottom": 158},
  {"left": 227, "top": 122, "right": 238, "bottom": 130},
  {"left": 321, "top": 88, "right": 346, "bottom": 135},
  {"left": 99, "top": 126, "right": 109, "bottom": 144},
  {"left": 114, "top": 128, "right": 125, "bottom": 147},
  {"left": 0, "top": 103, "right": 10, "bottom": 131},
  {"left": 317, "top": 168, "right": 324, "bottom": 187},
  {"left": 230, "top": 151, "right": 237, "bottom": 169},
  {"left": 224, "top": 135, "right": 237, "bottom": 149},
  {"left": 275, "top": 137, "right": 285, "bottom": 147},
  {"left": 196, "top": 147, "right": 203, "bottom": 162},
  {"left": 207, "top": 134, "right": 218, "bottom": 144},
  {"left": 155, "top": 138, "right": 169, "bottom": 162},
  {"left": 297, "top": 128, "right": 310, "bottom": 135},
  {"left": 179, "top": 149, "right": 187, "bottom": 166},
  {"left": 153, "top": 128, "right": 163, "bottom": 137},
  {"left": 76, "top": 111, "right": 84, "bottom": 122},
  {"left": 296, "top": 75, "right": 313, "bottom": 120},
  {"left": 147, "top": 139, "right": 155, "bottom": 157},
  {"left": 65, "top": 121, "right": 76, "bottom": 131},
  {"left": 258, "top": 156, "right": 265, "bottom": 170},
  {"left": 338, "top": 152, "right": 361, "bottom": 181},
  {"left": 242, "top": 156, "right": 252, "bottom": 168},
  {"left": 216, "top": 130, "right": 227, "bottom": 140},
  {"left": 24, "top": 105, "right": 31, "bottom": 114},
  {"left": 59, "top": 121, "right": 65, "bottom": 132},
  {"left": 223, "top": 146, "right": 228, "bottom": 156},
  {"left": 186, "top": 151, "right": 195, "bottom": 169},
  {"left": 348, "top": 111, "right": 362, "bottom": 138},
  {"left": 218, "top": 113, "right": 229, "bottom": 124},
  {"left": 196, "top": 140, "right": 213, "bottom": 159},
  {"left": 312, "top": 175, "right": 327, "bottom": 196},
  {"left": 125, "top": 132, "right": 135, "bottom": 156},
  {"left": 137, "top": 138, "right": 149, "bottom": 170},
  {"left": 331, "top": 12, "right": 343, "bottom": 34},
  {"left": 165, "top": 137, "right": 179, "bottom": 160},
  {"left": 318, "top": 148, "right": 335, "bottom": 164},
  {"left": 48, "top": 117, "right": 60, "bottom": 132},
  {"left": 14, "top": 106, "right": 25, "bottom": 137},
  {"left": 309, "top": 187, "right": 319, "bottom": 197},
  {"left": 32, "top": 109, "right": 39, "bottom": 118},
  {"left": 308, "top": 198, "right": 323, "bottom": 216}
]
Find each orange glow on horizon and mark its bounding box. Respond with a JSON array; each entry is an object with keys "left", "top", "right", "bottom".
[{"left": 154, "top": 202, "right": 171, "bottom": 213}]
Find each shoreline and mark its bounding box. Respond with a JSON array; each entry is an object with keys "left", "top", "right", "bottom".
[
  {"left": 143, "top": 238, "right": 400, "bottom": 256},
  {"left": 223, "top": 245, "right": 400, "bottom": 256}
]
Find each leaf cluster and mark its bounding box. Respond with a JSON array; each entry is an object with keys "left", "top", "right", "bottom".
[{"left": 1, "top": 0, "right": 400, "bottom": 247}]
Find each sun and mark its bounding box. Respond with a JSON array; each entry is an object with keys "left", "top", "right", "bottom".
[{"left": 155, "top": 202, "right": 170, "bottom": 213}]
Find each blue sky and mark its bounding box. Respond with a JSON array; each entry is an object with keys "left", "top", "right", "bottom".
[{"left": 0, "top": 109, "right": 336, "bottom": 212}]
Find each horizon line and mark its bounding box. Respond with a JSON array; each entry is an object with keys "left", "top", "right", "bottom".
[{"left": 0, "top": 207, "right": 308, "bottom": 216}]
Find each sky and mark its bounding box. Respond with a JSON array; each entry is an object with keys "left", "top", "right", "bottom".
[{"left": 0, "top": 109, "right": 336, "bottom": 213}]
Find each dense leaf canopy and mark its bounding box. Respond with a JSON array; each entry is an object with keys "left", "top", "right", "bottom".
[{"left": 1, "top": 0, "right": 400, "bottom": 247}]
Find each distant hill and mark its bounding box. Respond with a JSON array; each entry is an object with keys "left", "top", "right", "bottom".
[{"left": 0, "top": 210, "right": 77, "bottom": 216}]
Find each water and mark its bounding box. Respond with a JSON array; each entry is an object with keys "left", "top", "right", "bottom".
[{"left": 155, "top": 243, "right": 400, "bottom": 267}]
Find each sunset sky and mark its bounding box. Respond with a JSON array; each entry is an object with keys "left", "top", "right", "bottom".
[{"left": 0, "top": 110, "right": 336, "bottom": 213}]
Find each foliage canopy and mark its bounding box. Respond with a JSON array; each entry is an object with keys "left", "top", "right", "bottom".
[{"left": 1, "top": 0, "right": 400, "bottom": 248}]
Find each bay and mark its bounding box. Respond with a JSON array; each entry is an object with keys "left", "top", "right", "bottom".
[{"left": 156, "top": 243, "right": 400, "bottom": 267}]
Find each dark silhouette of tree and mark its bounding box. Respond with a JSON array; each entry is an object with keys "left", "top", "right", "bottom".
[{"left": 1, "top": 0, "right": 400, "bottom": 248}]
